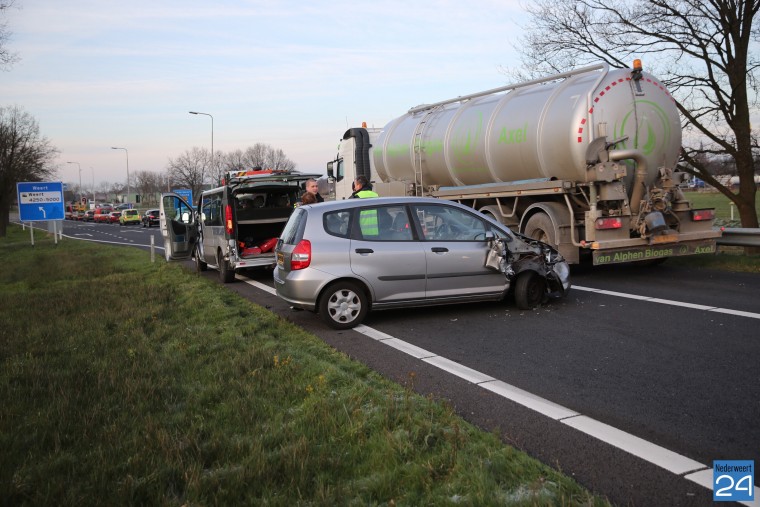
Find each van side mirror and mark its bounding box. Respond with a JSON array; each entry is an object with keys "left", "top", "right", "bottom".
[{"left": 326, "top": 161, "right": 334, "bottom": 178}]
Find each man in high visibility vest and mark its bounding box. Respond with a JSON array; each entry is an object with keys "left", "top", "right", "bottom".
[
  {"left": 350, "top": 175, "right": 379, "bottom": 199},
  {"left": 350, "top": 175, "right": 379, "bottom": 236}
]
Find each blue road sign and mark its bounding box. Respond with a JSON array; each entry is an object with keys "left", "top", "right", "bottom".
[
  {"left": 17, "top": 181, "right": 65, "bottom": 221},
  {"left": 173, "top": 188, "right": 193, "bottom": 205}
]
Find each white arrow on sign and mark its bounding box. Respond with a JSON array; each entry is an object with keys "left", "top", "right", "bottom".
[{"left": 38, "top": 206, "right": 46, "bottom": 218}]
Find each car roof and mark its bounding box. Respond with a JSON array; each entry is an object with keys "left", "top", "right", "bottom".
[{"left": 300, "top": 196, "right": 513, "bottom": 233}]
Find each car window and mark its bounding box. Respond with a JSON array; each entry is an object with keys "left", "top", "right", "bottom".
[
  {"left": 351, "top": 205, "right": 413, "bottom": 241},
  {"left": 201, "top": 193, "right": 223, "bottom": 227},
  {"left": 280, "top": 207, "right": 306, "bottom": 245},
  {"left": 323, "top": 210, "right": 351, "bottom": 238},
  {"left": 164, "top": 195, "right": 194, "bottom": 224},
  {"left": 411, "top": 204, "right": 487, "bottom": 241}
]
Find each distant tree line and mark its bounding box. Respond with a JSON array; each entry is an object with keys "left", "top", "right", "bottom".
[{"left": 166, "top": 143, "right": 296, "bottom": 202}]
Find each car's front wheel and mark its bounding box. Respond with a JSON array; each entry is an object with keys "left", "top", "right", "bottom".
[
  {"left": 514, "top": 270, "right": 546, "bottom": 310},
  {"left": 318, "top": 281, "right": 368, "bottom": 330}
]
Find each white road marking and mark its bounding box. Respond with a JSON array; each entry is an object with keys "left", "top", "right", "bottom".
[
  {"left": 574, "top": 285, "right": 760, "bottom": 319},
  {"left": 240, "top": 277, "right": 277, "bottom": 295}
]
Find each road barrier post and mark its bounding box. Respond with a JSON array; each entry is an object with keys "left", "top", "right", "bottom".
[{"left": 150, "top": 235, "right": 155, "bottom": 263}]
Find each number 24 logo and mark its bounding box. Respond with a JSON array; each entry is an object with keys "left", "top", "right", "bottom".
[{"left": 715, "top": 474, "right": 753, "bottom": 498}]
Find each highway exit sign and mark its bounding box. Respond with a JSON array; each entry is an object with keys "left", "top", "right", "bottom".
[{"left": 17, "top": 181, "right": 65, "bottom": 221}]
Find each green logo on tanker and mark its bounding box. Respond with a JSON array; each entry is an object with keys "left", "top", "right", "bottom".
[
  {"left": 498, "top": 123, "right": 528, "bottom": 144},
  {"left": 615, "top": 100, "right": 671, "bottom": 156}
]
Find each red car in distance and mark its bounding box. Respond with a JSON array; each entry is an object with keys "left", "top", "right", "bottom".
[
  {"left": 108, "top": 211, "right": 121, "bottom": 223},
  {"left": 93, "top": 208, "right": 113, "bottom": 223}
]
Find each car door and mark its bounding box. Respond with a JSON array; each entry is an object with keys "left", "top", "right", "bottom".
[
  {"left": 410, "top": 203, "right": 508, "bottom": 300},
  {"left": 349, "top": 204, "right": 426, "bottom": 303},
  {"left": 160, "top": 193, "right": 198, "bottom": 261}
]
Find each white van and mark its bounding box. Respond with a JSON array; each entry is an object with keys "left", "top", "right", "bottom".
[{"left": 161, "top": 170, "right": 320, "bottom": 282}]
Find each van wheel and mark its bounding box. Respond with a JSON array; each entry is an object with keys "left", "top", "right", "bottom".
[
  {"left": 319, "top": 281, "right": 368, "bottom": 330},
  {"left": 217, "top": 251, "right": 235, "bottom": 283},
  {"left": 515, "top": 270, "right": 546, "bottom": 310},
  {"left": 195, "top": 247, "right": 208, "bottom": 272}
]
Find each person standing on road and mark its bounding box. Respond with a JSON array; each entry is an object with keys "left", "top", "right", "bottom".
[
  {"left": 304, "top": 178, "right": 324, "bottom": 203},
  {"left": 299, "top": 192, "right": 318, "bottom": 206},
  {"left": 350, "top": 175, "right": 379, "bottom": 199}
]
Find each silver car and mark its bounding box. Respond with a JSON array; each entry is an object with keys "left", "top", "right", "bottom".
[{"left": 274, "top": 197, "right": 570, "bottom": 329}]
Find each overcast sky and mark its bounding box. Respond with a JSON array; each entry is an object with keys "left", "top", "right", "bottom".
[{"left": 2, "top": 0, "right": 527, "bottom": 188}]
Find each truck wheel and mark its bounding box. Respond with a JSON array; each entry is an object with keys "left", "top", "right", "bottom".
[
  {"left": 195, "top": 246, "right": 208, "bottom": 272},
  {"left": 523, "top": 213, "right": 556, "bottom": 246},
  {"left": 319, "top": 281, "right": 368, "bottom": 330},
  {"left": 515, "top": 270, "right": 546, "bottom": 310},
  {"left": 217, "top": 251, "right": 235, "bottom": 283}
]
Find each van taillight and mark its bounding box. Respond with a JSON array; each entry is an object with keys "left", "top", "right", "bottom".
[
  {"left": 595, "top": 217, "right": 623, "bottom": 230},
  {"left": 225, "top": 204, "right": 233, "bottom": 234},
  {"left": 290, "top": 240, "right": 311, "bottom": 270},
  {"left": 691, "top": 209, "right": 715, "bottom": 221}
]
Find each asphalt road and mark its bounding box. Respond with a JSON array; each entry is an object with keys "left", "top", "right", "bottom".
[{"left": 52, "top": 219, "right": 760, "bottom": 505}]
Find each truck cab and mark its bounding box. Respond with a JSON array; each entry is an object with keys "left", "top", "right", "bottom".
[{"left": 161, "top": 169, "right": 321, "bottom": 282}]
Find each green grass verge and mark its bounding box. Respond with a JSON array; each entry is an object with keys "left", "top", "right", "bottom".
[{"left": 0, "top": 223, "right": 606, "bottom": 506}]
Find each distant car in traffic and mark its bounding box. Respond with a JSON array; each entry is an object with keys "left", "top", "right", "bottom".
[
  {"left": 108, "top": 211, "right": 121, "bottom": 223},
  {"left": 93, "top": 208, "right": 112, "bottom": 223},
  {"left": 271, "top": 196, "right": 571, "bottom": 329},
  {"left": 142, "top": 209, "right": 160, "bottom": 228},
  {"left": 119, "top": 209, "right": 141, "bottom": 225},
  {"left": 83, "top": 210, "right": 96, "bottom": 222}
]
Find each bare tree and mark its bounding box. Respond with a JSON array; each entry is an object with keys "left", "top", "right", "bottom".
[
  {"left": 166, "top": 147, "right": 207, "bottom": 199},
  {"left": 0, "top": 105, "right": 58, "bottom": 236},
  {"left": 133, "top": 170, "right": 165, "bottom": 206},
  {"left": 517, "top": 0, "right": 759, "bottom": 228},
  {"left": 221, "top": 143, "right": 296, "bottom": 173},
  {"left": 0, "top": 1, "right": 19, "bottom": 70}
]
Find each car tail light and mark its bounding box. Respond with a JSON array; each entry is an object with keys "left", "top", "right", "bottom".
[
  {"left": 225, "top": 204, "right": 233, "bottom": 234},
  {"left": 595, "top": 217, "right": 623, "bottom": 230},
  {"left": 691, "top": 209, "right": 715, "bottom": 221},
  {"left": 290, "top": 240, "right": 311, "bottom": 270}
]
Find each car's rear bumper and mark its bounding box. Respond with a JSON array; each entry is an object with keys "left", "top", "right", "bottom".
[{"left": 272, "top": 267, "right": 324, "bottom": 311}]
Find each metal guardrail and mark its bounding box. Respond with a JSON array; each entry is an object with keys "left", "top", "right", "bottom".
[{"left": 716, "top": 228, "right": 760, "bottom": 247}]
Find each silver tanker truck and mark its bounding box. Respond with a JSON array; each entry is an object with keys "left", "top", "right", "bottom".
[{"left": 326, "top": 62, "right": 721, "bottom": 265}]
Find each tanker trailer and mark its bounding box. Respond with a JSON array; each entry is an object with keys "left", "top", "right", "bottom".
[{"left": 326, "top": 61, "right": 721, "bottom": 265}]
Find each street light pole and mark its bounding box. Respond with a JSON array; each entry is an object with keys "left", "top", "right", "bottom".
[
  {"left": 90, "top": 167, "right": 95, "bottom": 201},
  {"left": 66, "top": 161, "right": 82, "bottom": 201},
  {"left": 189, "top": 111, "right": 213, "bottom": 188},
  {"left": 110, "top": 147, "right": 129, "bottom": 204}
]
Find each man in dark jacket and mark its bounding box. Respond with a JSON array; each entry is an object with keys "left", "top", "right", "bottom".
[{"left": 304, "top": 178, "right": 324, "bottom": 203}]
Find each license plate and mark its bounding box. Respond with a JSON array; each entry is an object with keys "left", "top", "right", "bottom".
[{"left": 276, "top": 251, "right": 284, "bottom": 267}]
